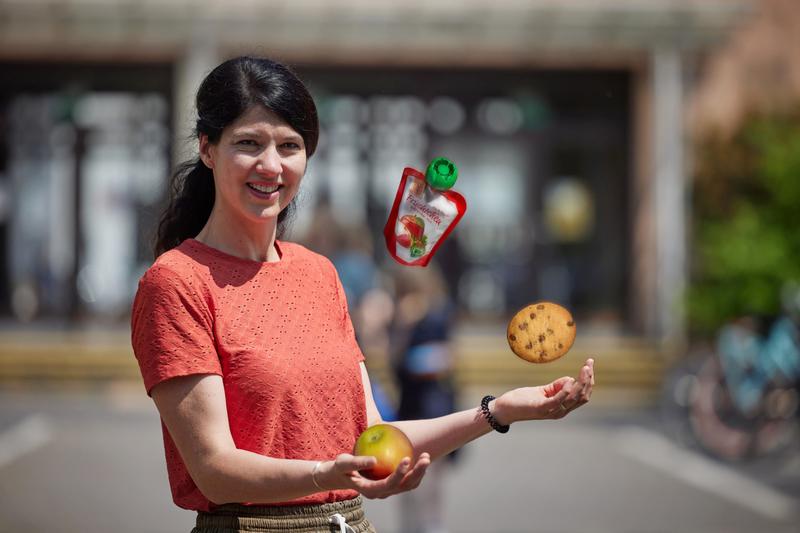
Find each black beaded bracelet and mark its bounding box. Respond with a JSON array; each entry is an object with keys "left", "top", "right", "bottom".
[{"left": 480, "top": 395, "right": 510, "bottom": 433}]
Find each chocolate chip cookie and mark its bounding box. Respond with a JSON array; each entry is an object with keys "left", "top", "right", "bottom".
[{"left": 507, "top": 302, "right": 576, "bottom": 363}]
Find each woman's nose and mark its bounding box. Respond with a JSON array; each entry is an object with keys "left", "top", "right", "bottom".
[{"left": 256, "top": 146, "right": 282, "bottom": 176}]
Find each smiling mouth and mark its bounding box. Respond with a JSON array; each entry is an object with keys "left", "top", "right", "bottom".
[{"left": 247, "top": 183, "right": 281, "bottom": 194}]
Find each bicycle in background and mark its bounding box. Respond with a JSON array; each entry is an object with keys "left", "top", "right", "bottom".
[{"left": 662, "top": 282, "right": 800, "bottom": 463}]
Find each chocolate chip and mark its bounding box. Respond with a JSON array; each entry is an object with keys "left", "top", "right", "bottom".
[
  {"left": 547, "top": 328, "right": 554, "bottom": 335},
  {"left": 518, "top": 322, "right": 528, "bottom": 330},
  {"left": 509, "top": 334, "right": 517, "bottom": 341},
  {"left": 525, "top": 342, "right": 533, "bottom": 349},
  {"left": 567, "top": 320, "right": 574, "bottom": 327},
  {"left": 537, "top": 304, "right": 545, "bottom": 310},
  {"left": 538, "top": 334, "right": 546, "bottom": 342},
  {"left": 540, "top": 351, "right": 548, "bottom": 357},
  {"left": 558, "top": 343, "right": 564, "bottom": 349},
  {"left": 530, "top": 313, "right": 536, "bottom": 319}
]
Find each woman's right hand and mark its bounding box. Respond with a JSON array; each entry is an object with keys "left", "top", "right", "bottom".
[
  {"left": 316, "top": 452, "right": 431, "bottom": 499},
  {"left": 492, "top": 358, "right": 595, "bottom": 424}
]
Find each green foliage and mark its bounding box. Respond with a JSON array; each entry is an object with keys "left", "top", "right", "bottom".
[{"left": 687, "top": 111, "right": 800, "bottom": 334}]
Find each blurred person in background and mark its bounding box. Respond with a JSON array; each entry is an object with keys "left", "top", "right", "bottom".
[
  {"left": 131, "top": 55, "right": 595, "bottom": 533},
  {"left": 391, "top": 263, "right": 459, "bottom": 533},
  {"left": 331, "top": 230, "right": 398, "bottom": 422}
]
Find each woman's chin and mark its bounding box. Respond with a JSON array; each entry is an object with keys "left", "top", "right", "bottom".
[{"left": 244, "top": 206, "right": 282, "bottom": 224}]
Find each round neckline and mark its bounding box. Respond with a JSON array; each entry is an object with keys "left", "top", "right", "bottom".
[{"left": 183, "top": 238, "right": 292, "bottom": 268}]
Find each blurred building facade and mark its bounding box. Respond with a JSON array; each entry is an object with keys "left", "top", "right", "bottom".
[{"left": 0, "top": 0, "right": 754, "bottom": 346}]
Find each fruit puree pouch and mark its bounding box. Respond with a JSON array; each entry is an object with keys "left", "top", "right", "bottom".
[{"left": 383, "top": 157, "right": 467, "bottom": 267}]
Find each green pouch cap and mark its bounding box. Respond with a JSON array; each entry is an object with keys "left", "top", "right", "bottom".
[{"left": 425, "top": 157, "right": 458, "bottom": 190}]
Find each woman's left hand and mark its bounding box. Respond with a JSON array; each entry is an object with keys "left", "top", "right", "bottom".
[
  {"left": 492, "top": 358, "right": 595, "bottom": 424},
  {"left": 353, "top": 452, "right": 432, "bottom": 499},
  {"left": 320, "top": 452, "right": 432, "bottom": 499}
]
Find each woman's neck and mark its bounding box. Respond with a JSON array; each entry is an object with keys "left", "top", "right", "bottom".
[{"left": 195, "top": 211, "right": 280, "bottom": 262}]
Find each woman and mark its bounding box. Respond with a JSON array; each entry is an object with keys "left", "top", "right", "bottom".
[{"left": 131, "top": 56, "right": 595, "bottom": 533}]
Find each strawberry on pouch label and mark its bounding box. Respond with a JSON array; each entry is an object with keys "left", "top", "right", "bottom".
[{"left": 383, "top": 157, "right": 467, "bottom": 267}]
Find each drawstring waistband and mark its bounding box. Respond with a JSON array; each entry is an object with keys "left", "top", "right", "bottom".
[
  {"left": 193, "top": 495, "right": 375, "bottom": 532},
  {"left": 329, "top": 512, "right": 356, "bottom": 533}
]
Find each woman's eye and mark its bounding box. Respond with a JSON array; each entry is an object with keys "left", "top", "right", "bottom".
[{"left": 281, "top": 142, "right": 301, "bottom": 150}]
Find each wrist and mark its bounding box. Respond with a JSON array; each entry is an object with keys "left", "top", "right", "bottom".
[
  {"left": 311, "top": 461, "right": 327, "bottom": 492},
  {"left": 480, "top": 395, "right": 510, "bottom": 433},
  {"left": 489, "top": 398, "right": 512, "bottom": 427}
]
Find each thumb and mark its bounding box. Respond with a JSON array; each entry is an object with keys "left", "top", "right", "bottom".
[{"left": 337, "top": 453, "right": 377, "bottom": 472}]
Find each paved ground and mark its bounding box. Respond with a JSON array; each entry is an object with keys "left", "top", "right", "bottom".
[{"left": 0, "top": 384, "right": 798, "bottom": 533}]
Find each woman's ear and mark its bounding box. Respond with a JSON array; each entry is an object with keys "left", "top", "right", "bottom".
[{"left": 199, "top": 134, "right": 214, "bottom": 169}]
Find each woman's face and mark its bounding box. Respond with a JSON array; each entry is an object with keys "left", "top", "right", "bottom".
[{"left": 200, "top": 105, "right": 307, "bottom": 227}]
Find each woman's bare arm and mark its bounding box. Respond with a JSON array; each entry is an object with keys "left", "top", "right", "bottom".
[
  {"left": 151, "top": 373, "right": 429, "bottom": 503},
  {"left": 357, "top": 359, "right": 594, "bottom": 461},
  {"left": 151, "top": 374, "right": 342, "bottom": 504}
]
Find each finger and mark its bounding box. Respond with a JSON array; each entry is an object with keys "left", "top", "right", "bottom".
[
  {"left": 581, "top": 361, "right": 595, "bottom": 399},
  {"left": 399, "top": 453, "right": 431, "bottom": 489},
  {"left": 579, "top": 361, "right": 592, "bottom": 380},
  {"left": 561, "top": 378, "right": 585, "bottom": 404},
  {"left": 338, "top": 453, "right": 378, "bottom": 473},
  {"left": 572, "top": 387, "right": 590, "bottom": 406},
  {"left": 560, "top": 398, "right": 579, "bottom": 411},
  {"left": 560, "top": 387, "right": 586, "bottom": 411},
  {"left": 559, "top": 377, "right": 576, "bottom": 396},
  {"left": 564, "top": 383, "right": 583, "bottom": 403},
  {"left": 573, "top": 375, "right": 591, "bottom": 401},
  {"left": 568, "top": 363, "right": 594, "bottom": 402},
  {"left": 546, "top": 387, "right": 571, "bottom": 413},
  {"left": 348, "top": 468, "right": 403, "bottom": 499},
  {"left": 544, "top": 376, "right": 574, "bottom": 397},
  {"left": 361, "top": 457, "right": 414, "bottom": 498},
  {"left": 548, "top": 395, "right": 571, "bottom": 417},
  {"left": 382, "top": 457, "right": 413, "bottom": 487},
  {"left": 583, "top": 360, "right": 594, "bottom": 382}
]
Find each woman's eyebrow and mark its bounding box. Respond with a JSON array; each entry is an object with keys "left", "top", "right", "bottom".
[
  {"left": 283, "top": 133, "right": 305, "bottom": 144},
  {"left": 231, "top": 129, "right": 303, "bottom": 144},
  {"left": 231, "top": 129, "right": 261, "bottom": 138}
]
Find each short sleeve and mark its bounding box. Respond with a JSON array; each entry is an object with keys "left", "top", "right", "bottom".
[{"left": 131, "top": 264, "right": 222, "bottom": 395}]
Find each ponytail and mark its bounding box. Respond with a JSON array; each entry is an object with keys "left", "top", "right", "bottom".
[{"left": 153, "top": 159, "right": 214, "bottom": 257}]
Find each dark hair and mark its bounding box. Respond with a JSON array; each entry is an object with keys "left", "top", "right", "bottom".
[{"left": 154, "top": 56, "right": 319, "bottom": 257}]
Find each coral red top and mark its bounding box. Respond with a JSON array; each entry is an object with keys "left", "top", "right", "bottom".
[{"left": 131, "top": 239, "right": 368, "bottom": 511}]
